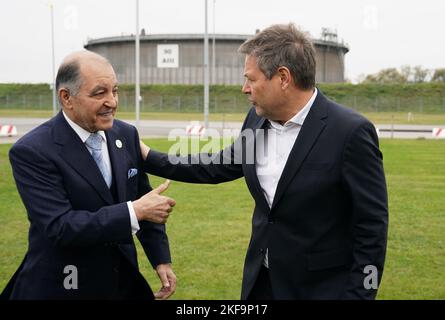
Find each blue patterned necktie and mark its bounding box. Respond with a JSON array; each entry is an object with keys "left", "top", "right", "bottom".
[{"left": 85, "top": 133, "right": 112, "bottom": 188}]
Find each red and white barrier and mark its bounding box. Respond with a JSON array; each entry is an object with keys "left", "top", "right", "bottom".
[
  {"left": 432, "top": 128, "right": 445, "bottom": 139},
  {"left": 0, "top": 125, "right": 17, "bottom": 137},
  {"left": 186, "top": 122, "right": 206, "bottom": 136}
]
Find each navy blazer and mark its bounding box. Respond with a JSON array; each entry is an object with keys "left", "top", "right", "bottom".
[
  {"left": 144, "top": 91, "right": 388, "bottom": 299},
  {"left": 2, "top": 112, "right": 170, "bottom": 299}
]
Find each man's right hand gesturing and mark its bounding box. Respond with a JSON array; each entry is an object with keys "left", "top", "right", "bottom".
[{"left": 132, "top": 180, "right": 176, "bottom": 224}]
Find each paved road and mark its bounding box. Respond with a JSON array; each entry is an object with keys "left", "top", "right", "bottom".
[{"left": 0, "top": 117, "right": 443, "bottom": 144}]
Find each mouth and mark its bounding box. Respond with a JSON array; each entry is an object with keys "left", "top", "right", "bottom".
[{"left": 97, "top": 110, "right": 114, "bottom": 119}]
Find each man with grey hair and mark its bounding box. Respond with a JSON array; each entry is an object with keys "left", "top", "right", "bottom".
[
  {"left": 140, "top": 23, "right": 388, "bottom": 299},
  {"left": 2, "top": 50, "right": 177, "bottom": 300}
]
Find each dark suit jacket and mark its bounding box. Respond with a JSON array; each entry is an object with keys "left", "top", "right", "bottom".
[
  {"left": 2, "top": 112, "right": 171, "bottom": 300},
  {"left": 144, "top": 91, "right": 388, "bottom": 299}
]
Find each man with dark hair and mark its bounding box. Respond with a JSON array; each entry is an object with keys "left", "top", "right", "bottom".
[
  {"left": 140, "top": 23, "right": 388, "bottom": 300},
  {"left": 1, "top": 50, "right": 177, "bottom": 300}
]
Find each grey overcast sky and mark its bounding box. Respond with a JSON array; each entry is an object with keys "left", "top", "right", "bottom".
[{"left": 1, "top": 0, "right": 444, "bottom": 83}]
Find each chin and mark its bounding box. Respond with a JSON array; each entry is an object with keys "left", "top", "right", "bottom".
[
  {"left": 97, "top": 118, "right": 114, "bottom": 131},
  {"left": 254, "top": 105, "right": 264, "bottom": 116}
]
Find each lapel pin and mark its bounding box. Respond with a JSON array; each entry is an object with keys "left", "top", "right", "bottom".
[{"left": 115, "top": 139, "right": 122, "bottom": 149}]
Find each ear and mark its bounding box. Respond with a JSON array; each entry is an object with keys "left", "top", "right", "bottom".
[
  {"left": 277, "top": 67, "right": 291, "bottom": 90},
  {"left": 59, "top": 88, "right": 72, "bottom": 109}
]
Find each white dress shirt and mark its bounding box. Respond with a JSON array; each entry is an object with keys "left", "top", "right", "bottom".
[
  {"left": 255, "top": 88, "right": 318, "bottom": 268},
  {"left": 62, "top": 111, "right": 140, "bottom": 235}
]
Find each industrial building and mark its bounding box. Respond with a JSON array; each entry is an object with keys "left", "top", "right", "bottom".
[{"left": 84, "top": 29, "right": 349, "bottom": 85}]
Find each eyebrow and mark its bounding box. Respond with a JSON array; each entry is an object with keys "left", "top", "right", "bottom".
[{"left": 90, "top": 83, "right": 119, "bottom": 94}]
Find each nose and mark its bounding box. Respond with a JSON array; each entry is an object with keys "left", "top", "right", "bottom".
[
  {"left": 242, "top": 80, "right": 251, "bottom": 95},
  {"left": 104, "top": 91, "right": 118, "bottom": 109}
]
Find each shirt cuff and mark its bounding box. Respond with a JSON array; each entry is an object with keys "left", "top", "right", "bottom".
[{"left": 127, "top": 201, "right": 140, "bottom": 235}]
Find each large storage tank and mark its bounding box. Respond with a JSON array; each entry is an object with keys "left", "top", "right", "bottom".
[{"left": 84, "top": 29, "right": 349, "bottom": 85}]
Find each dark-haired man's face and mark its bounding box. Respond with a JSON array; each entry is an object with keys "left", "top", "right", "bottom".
[
  {"left": 68, "top": 60, "right": 118, "bottom": 132},
  {"left": 242, "top": 55, "right": 285, "bottom": 121}
]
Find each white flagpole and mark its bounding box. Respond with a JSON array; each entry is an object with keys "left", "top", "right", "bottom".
[
  {"left": 204, "top": 0, "right": 209, "bottom": 129},
  {"left": 135, "top": 0, "right": 140, "bottom": 129}
]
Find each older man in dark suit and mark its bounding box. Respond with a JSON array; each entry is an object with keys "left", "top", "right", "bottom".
[
  {"left": 2, "top": 51, "right": 176, "bottom": 300},
  {"left": 139, "top": 23, "right": 388, "bottom": 300}
]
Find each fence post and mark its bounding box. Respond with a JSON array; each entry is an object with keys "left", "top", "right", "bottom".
[
  {"left": 6, "top": 95, "right": 9, "bottom": 108},
  {"left": 391, "top": 114, "right": 394, "bottom": 139},
  {"left": 196, "top": 96, "right": 199, "bottom": 112},
  {"left": 141, "top": 94, "right": 144, "bottom": 113},
  {"left": 214, "top": 96, "right": 217, "bottom": 113},
  {"left": 177, "top": 96, "right": 181, "bottom": 112},
  {"left": 419, "top": 97, "right": 423, "bottom": 113},
  {"left": 122, "top": 93, "right": 126, "bottom": 112},
  {"left": 160, "top": 96, "right": 163, "bottom": 112}
]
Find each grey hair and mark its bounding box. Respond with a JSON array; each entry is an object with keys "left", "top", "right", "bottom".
[
  {"left": 238, "top": 23, "right": 316, "bottom": 90},
  {"left": 55, "top": 60, "right": 82, "bottom": 107}
]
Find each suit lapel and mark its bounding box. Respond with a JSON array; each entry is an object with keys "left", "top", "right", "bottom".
[
  {"left": 106, "top": 129, "right": 127, "bottom": 203},
  {"left": 53, "top": 112, "right": 114, "bottom": 205},
  {"left": 271, "top": 92, "right": 328, "bottom": 210},
  {"left": 243, "top": 116, "right": 271, "bottom": 212}
]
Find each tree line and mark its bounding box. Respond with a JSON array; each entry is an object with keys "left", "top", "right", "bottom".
[{"left": 359, "top": 66, "right": 445, "bottom": 84}]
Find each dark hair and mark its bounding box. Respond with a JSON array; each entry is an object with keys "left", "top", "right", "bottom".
[
  {"left": 238, "top": 23, "right": 316, "bottom": 90},
  {"left": 55, "top": 60, "right": 82, "bottom": 105}
]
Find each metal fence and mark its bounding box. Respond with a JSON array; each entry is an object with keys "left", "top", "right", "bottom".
[
  {"left": 1, "top": 93, "right": 445, "bottom": 114},
  {"left": 331, "top": 95, "right": 445, "bottom": 114},
  {"left": 0, "top": 93, "right": 251, "bottom": 114}
]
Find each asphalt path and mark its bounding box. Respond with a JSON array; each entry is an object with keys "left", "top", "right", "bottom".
[{"left": 0, "top": 117, "right": 443, "bottom": 144}]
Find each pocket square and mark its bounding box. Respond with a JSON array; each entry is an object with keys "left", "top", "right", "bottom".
[{"left": 128, "top": 168, "right": 138, "bottom": 179}]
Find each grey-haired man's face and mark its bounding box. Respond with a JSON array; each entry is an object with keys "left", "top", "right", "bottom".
[
  {"left": 64, "top": 59, "right": 119, "bottom": 132},
  {"left": 242, "top": 55, "right": 284, "bottom": 121}
]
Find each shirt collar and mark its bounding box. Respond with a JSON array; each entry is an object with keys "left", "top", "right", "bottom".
[
  {"left": 269, "top": 88, "right": 318, "bottom": 129},
  {"left": 62, "top": 111, "right": 107, "bottom": 143}
]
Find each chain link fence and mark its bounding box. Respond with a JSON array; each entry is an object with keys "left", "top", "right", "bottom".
[
  {"left": 0, "top": 93, "right": 252, "bottom": 114},
  {"left": 1, "top": 93, "right": 445, "bottom": 114},
  {"left": 331, "top": 95, "right": 445, "bottom": 114}
]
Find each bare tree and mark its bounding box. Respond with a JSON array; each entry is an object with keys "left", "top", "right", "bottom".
[
  {"left": 413, "top": 65, "right": 430, "bottom": 83},
  {"left": 400, "top": 65, "right": 412, "bottom": 82},
  {"left": 363, "top": 68, "right": 407, "bottom": 84},
  {"left": 431, "top": 68, "right": 445, "bottom": 82}
]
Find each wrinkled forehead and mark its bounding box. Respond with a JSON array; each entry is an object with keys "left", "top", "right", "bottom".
[
  {"left": 79, "top": 59, "right": 118, "bottom": 89},
  {"left": 243, "top": 55, "right": 262, "bottom": 75}
]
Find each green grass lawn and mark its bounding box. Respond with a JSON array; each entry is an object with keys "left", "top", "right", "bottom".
[
  {"left": 0, "top": 139, "right": 444, "bottom": 299},
  {"left": 1, "top": 109, "right": 445, "bottom": 125}
]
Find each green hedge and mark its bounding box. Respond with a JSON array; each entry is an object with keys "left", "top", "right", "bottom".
[
  {"left": 1, "top": 83, "right": 445, "bottom": 113},
  {"left": 2, "top": 82, "right": 445, "bottom": 99}
]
